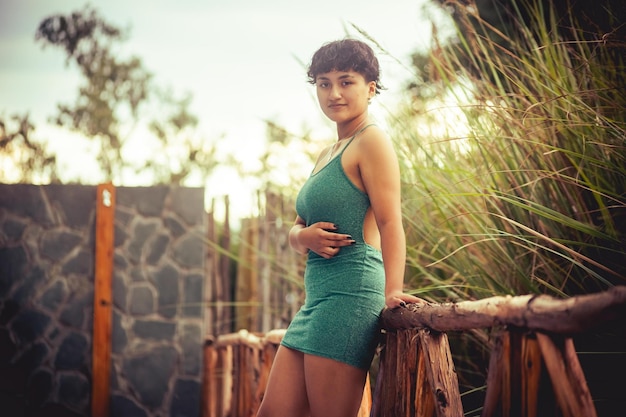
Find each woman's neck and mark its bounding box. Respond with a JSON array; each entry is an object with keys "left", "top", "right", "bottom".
[{"left": 336, "top": 115, "right": 370, "bottom": 140}]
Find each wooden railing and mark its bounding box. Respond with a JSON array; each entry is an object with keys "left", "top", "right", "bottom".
[{"left": 201, "top": 286, "right": 626, "bottom": 417}]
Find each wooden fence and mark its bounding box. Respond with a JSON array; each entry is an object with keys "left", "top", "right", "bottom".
[
  {"left": 205, "top": 191, "right": 305, "bottom": 337},
  {"left": 201, "top": 286, "right": 626, "bottom": 417}
]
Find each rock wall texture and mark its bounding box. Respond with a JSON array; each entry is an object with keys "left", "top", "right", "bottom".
[{"left": 0, "top": 184, "right": 206, "bottom": 417}]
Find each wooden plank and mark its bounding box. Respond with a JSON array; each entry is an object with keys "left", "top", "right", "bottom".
[
  {"left": 417, "top": 329, "right": 463, "bottom": 417},
  {"left": 561, "top": 338, "right": 597, "bottom": 417},
  {"left": 381, "top": 287, "right": 626, "bottom": 334},
  {"left": 91, "top": 183, "right": 115, "bottom": 417},
  {"left": 482, "top": 330, "right": 508, "bottom": 417},
  {"left": 536, "top": 334, "right": 598, "bottom": 417},
  {"left": 415, "top": 343, "right": 435, "bottom": 417},
  {"left": 521, "top": 333, "right": 542, "bottom": 417},
  {"left": 202, "top": 341, "right": 218, "bottom": 417}
]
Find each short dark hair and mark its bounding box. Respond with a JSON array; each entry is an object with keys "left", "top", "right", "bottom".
[{"left": 307, "top": 39, "right": 384, "bottom": 95}]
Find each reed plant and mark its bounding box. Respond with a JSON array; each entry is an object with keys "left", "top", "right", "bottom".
[
  {"left": 394, "top": 0, "right": 625, "bottom": 302},
  {"left": 388, "top": 2, "right": 625, "bottom": 411}
]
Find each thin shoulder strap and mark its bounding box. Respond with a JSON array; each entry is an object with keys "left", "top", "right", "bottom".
[{"left": 341, "top": 123, "right": 376, "bottom": 154}]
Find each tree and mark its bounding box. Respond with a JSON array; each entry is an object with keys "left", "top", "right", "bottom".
[
  {"left": 418, "top": 0, "right": 626, "bottom": 91},
  {"left": 30, "top": 5, "right": 216, "bottom": 185},
  {"left": 0, "top": 114, "right": 59, "bottom": 183}
]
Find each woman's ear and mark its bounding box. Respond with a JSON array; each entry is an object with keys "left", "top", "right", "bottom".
[{"left": 368, "top": 81, "right": 376, "bottom": 99}]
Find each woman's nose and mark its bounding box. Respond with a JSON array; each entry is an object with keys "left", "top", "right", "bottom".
[{"left": 329, "top": 85, "right": 341, "bottom": 99}]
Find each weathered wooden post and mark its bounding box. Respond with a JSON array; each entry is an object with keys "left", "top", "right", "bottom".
[{"left": 377, "top": 287, "right": 626, "bottom": 417}]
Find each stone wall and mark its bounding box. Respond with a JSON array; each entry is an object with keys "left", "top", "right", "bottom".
[{"left": 0, "top": 184, "right": 206, "bottom": 417}]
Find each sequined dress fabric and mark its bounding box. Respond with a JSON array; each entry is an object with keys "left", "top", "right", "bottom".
[{"left": 281, "top": 134, "right": 385, "bottom": 370}]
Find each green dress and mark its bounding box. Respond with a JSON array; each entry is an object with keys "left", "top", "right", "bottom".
[{"left": 281, "top": 129, "right": 386, "bottom": 370}]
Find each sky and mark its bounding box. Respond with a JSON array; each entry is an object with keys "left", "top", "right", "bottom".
[{"left": 0, "top": 0, "right": 451, "bottom": 218}]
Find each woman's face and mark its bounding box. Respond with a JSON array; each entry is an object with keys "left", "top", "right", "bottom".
[{"left": 314, "top": 70, "right": 376, "bottom": 124}]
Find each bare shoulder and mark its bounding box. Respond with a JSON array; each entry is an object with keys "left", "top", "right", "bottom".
[{"left": 356, "top": 125, "right": 395, "bottom": 155}]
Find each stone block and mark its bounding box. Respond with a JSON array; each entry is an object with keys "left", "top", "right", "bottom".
[
  {"left": 47, "top": 184, "right": 95, "bottom": 230},
  {"left": 112, "top": 310, "right": 127, "bottom": 354},
  {"left": 59, "top": 301, "right": 84, "bottom": 329},
  {"left": 0, "top": 184, "right": 54, "bottom": 226},
  {"left": 0, "top": 245, "right": 28, "bottom": 298},
  {"left": 128, "top": 284, "right": 154, "bottom": 316},
  {"left": 61, "top": 248, "right": 93, "bottom": 275},
  {"left": 13, "top": 265, "right": 47, "bottom": 308},
  {"left": 114, "top": 222, "right": 129, "bottom": 248},
  {"left": 110, "top": 394, "right": 148, "bottom": 417},
  {"left": 11, "top": 309, "right": 50, "bottom": 345},
  {"left": 41, "top": 280, "right": 68, "bottom": 312},
  {"left": 128, "top": 220, "right": 159, "bottom": 264},
  {"left": 182, "top": 274, "right": 203, "bottom": 317},
  {"left": 2, "top": 218, "right": 26, "bottom": 241},
  {"left": 118, "top": 187, "right": 168, "bottom": 217},
  {"left": 113, "top": 273, "right": 128, "bottom": 312},
  {"left": 170, "top": 378, "right": 201, "bottom": 417},
  {"left": 54, "top": 332, "right": 88, "bottom": 370},
  {"left": 57, "top": 372, "right": 89, "bottom": 412},
  {"left": 124, "top": 346, "right": 177, "bottom": 408},
  {"left": 180, "top": 322, "right": 202, "bottom": 376},
  {"left": 130, "top": 266, "right": 147, "bottom": 282},
  {"left": 170, "top": 187, "right": 204, "bottom": 226},
  {"left": 114, "top": 252, "right": 129, "bottom": 270},
  {"left": 164, "top": 215, "right": 185, "bottom": 238},
  {"left": 41, "top": 230, "right": 83, "bottom": 262},
  {"left": 172, "top": 233, "right": 204, "bottom": 269},
  {"left": 133, "top": 319, "right": 176, "bottom": 341},
  {"left": 153, "top": 264, "right": 179, "bottom": 319},
  {"left": 146, "top": 233, "right": 170, "bottom": 265}
]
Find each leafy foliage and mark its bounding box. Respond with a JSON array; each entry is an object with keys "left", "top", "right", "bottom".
[
  {"left": 1, "top": 5, "right": 217, "bottom": 185},
  {"left": 0, "top": 114, "right": 59, "bottom": 183}
]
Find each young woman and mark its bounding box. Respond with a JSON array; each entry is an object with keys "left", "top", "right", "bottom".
[{"left": 256, "top": 38, "right": 422, "bottom": 417}]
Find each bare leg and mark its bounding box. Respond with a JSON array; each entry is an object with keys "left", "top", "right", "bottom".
[
  {"left": 256, "top": 345, "right": 310, "bottom": 417},
  {"left": 304, "top": 354, "right": 368, "bottom": 417}
]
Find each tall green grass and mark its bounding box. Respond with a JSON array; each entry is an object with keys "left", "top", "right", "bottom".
[{"left": 394, "top": 0, "right": 626, "bottom": 301}]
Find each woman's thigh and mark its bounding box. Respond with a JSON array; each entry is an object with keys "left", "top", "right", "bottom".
[
  {"left": 303, "top": 354, "right": 367, "bottom": 417},
  {"left": 256, "top": 345, "right": 309, "bottom": 417}
]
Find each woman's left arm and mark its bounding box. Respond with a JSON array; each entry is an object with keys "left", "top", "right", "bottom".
[{"left": 359, "top": 130, "right": 424, "bottom": 309}]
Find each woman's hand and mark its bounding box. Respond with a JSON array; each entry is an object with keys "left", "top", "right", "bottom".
[
  {"left": 385, "top": 290, "right": 427, "bottom": 309},
  {"left": 294, "top": 221, "right": 355, "bottom": 259}
]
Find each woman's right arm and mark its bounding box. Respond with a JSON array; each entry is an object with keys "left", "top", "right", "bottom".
[{"left": 289, "top": 216, "right": 310, "bottom": 255}]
